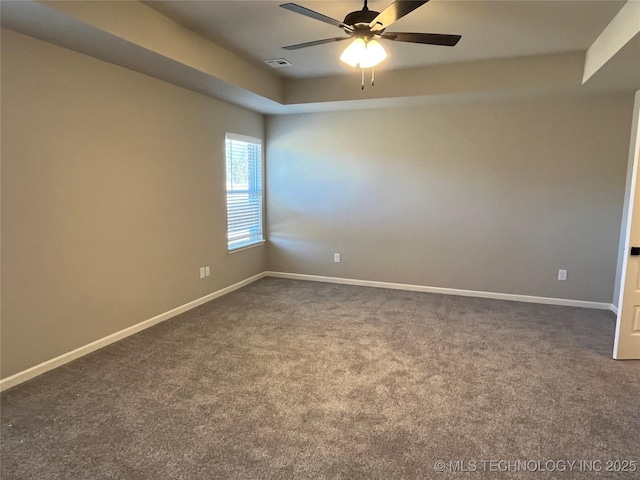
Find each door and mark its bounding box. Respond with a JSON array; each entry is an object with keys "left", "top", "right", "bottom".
[{"left": 614, "top": 100, "right": 640, "bottom": 360}]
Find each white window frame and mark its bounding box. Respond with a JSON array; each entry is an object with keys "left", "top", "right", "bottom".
[{"left": 225, "top": 133, "right": 264, "bottom": 252}]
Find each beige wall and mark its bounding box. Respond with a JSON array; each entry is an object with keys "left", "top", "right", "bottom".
[
  {"left": 266, "top": 93, "right": 633, "bottom": 303},
  {"left": 1, "top": 29, "right": 266, "bottom": 379}
]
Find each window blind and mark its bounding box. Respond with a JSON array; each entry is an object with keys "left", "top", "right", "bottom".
[{"left": 225, "top": 133, "right": 263, "bottom": 251}]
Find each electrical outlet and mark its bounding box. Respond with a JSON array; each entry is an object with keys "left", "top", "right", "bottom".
[
  {"left": 205, "top": 266, "right": 210, "bottom": 277},
  {"left": 334, "top": 253, "right": 341, "bottom": 263},
  {"left": 558, "top": 269, "right": 567, "bottom": 281},
  {"left": 200, "top": 267, "right": 205, "bottom": 279}
]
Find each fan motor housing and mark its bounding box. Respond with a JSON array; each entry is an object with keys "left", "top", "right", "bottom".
[{"left": 343, "top": 9, "right": 383, "bottom": 38}]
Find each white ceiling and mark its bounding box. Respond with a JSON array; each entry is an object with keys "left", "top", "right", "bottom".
[
  {"left": 146, "top": 0, "right": 627, "bottom": 78},
  {"left": 1, "top": 0, "right": 637, "bottom": 114}
]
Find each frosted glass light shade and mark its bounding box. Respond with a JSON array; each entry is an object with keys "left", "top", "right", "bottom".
[
  {"left": 340, "top": 38, "right": 366, "bottom": 67},
  {"left": 340, "top": 38, "right": 387, "bottom": 68},
  {"left": 360, "top": 40, "right": 387, "bottom": 68}
]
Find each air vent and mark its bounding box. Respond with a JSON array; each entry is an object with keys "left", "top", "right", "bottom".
[{"left": 264, "top": 58, "right": 293, "bottom": 68}]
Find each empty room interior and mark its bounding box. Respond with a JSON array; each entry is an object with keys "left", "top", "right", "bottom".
[{"left": 2, "top": 0, "right": 640, "bottom": 478}]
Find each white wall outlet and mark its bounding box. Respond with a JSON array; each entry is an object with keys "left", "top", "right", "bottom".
[
  {"left": 205, "top": 266, "right": 210, "bottom": 277},
  {"left": 558, "top": 269, "right": 567, "bottom": 281},
  {"left": 200, "top": 267, "right": 205, "bottom": 279},
  {"left": 334, "top": 253, "right": 341, "bottom": 263}
]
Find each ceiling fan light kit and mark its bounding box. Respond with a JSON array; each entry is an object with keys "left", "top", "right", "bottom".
[
  {"left": 340, "top": 38, "right": 387, "bottom": 68},
  {"left": 280, "top": 0, "right": 461, "bottom": 89},
  {"left": 339, "top": 38, "right": 387, "bottom": 89}
]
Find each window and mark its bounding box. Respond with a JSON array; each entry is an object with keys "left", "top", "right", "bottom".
[{"left": 225, "top": 133, "right": 263, "bottom": 251}]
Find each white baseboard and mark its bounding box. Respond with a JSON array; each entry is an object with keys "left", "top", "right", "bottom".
[
  {"left": 265, "top": 271, "right": 615, "bottom": 311},
  {"left": 2, "top": 270, "right": 616, "bottom": 392},
  {"left": 0, "top": 272, "right": 266, "bottom": 392}
]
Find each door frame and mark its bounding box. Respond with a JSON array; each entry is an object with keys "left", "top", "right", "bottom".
[{"left": 614, "top": 90, "right": 640, "bottom": 359}]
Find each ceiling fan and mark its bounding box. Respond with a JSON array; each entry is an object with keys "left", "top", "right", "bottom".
[{"left": 280, "top": 0, "right": 461, "bottom": 87}]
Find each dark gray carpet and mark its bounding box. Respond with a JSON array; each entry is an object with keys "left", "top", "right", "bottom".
[{"left": 2, "top": 278, "right": 639, "bottom": 479}]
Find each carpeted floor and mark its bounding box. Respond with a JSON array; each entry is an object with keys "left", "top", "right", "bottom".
[{"left": 1, "top": 277, "right": 639, "bottom": 479}]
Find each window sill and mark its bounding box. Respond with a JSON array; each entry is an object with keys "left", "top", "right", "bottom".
[{"left": 228, "top": 240, "right": 265, "bottom": 254}]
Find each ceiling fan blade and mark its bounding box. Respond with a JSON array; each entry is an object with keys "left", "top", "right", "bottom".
[
  {"left": 282, "top": 37, "right": 352, "bottom": 50},
  {"left": 280, "top": 3, "right": 350, "bottom": 30},
  {"left": 381, "top": 32, "right": 461, "bottom": 46},
  {"left": 369, "top": 1, "right": 430, "bottom": 31}
]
